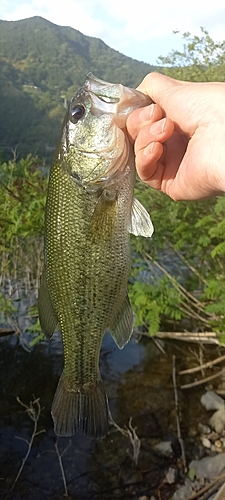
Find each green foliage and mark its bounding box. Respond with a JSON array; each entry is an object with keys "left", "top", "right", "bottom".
[
  {"left": 0, "top": 155, "right": 47, "bottom": 243},
  {"left": 24, "top": 304, "right": 45, "bottom": 345},
  {"left": 0, "top": 155, "right": 46, "bottom": 290},
  {"left": 27, "top": 318, "right": 45, "bottom": 346},
  {"left": 0, "top": 155, "right": 46, "bottom": 341},
  {"left": 130, "top": 180, "right": 225, "bottom": 335},
  {"left": 129, "top": 277, "right": 184, "bottom": 336},
  {"left": 188, "top": 467, "right": 196, "bottom": 481},
  {"left": 202, "top": 277, "right": 225, "bottom": 332},
  {"left": 0, "top": 291, "right": 17, "bottom": 323},
  {"left": 128, "top": 29, "right": 225, "bottom": 338}
]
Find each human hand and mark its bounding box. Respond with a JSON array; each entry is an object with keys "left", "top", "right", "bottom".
[{"left": 127, "top": 72, "right": 225, "bottom": 201}]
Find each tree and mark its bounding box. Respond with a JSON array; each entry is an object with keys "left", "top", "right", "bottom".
[{"left": 158, "top": 27, "right": 225, "bottom": 82}]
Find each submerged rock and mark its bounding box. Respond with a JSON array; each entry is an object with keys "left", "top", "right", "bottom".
[
  {"left": 201, "top": 391, "right": 225, "bottom": 411},
  {"left": 173, "top": 479, "right": 193, "bottom": 500},
  {"left": 198, "top": 422, "right": 211, "bottom": 434},
  {"left": 154, "top": 441, "right": 173, "bottom": 455},
  {"left": 200, "top": 436, "right": 211, "bottom": 448},
  {"left": 189, "top": 453, "right": 225, "bottom": 480},
  {"left": 210, "top": 408, "right": 225, "bottom": 433},
  {"left": 165, "top": 467, "right": 179, "bottom": 484}
]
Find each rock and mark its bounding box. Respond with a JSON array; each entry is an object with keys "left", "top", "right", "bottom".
[
  {"left": 201, "top": 437, "right": 211, "bottom": 448},
  {"left": 154, "top": 441, "right": 173, "bottom": 455},
  {"left": 189, "top": 453, "right": 225, "bottom": 480},
  {"left": 201, "top": 391, "right": 225, "bottom": 411},
  {"left": 165, "top": 467, "right": 179, "bottom": 484},
  {"left": 211, "top": 444, "right": 222, "bottom": 453},
  {"left": 198, "top": 422, "right": 211, "bottom": 434},
  {"left": 173, "top": 479, "right": 193, "bottom": 500},
  {"left": 188, "top": 426, "right": 197, "bottom": 437},
  {"left": 207, "top": 431, "right": 220, "bottom": 442},
  {"left": 210, "top": 408, "right": 225, "bottom": 433}
]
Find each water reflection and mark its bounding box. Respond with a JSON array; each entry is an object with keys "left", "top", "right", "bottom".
[{"left": 0, "top": 326, "right": 218, "bottom": 499}]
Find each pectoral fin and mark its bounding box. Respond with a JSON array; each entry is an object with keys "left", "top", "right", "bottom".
[
  {"left": 110, "top": 294, "right": 134, "bottom": 349},
  {"left": 129, "top": 197, "right": 154, "bottom": 237},
  {"left": 38, "top": 268, "right": 58, "bottom": 338}
]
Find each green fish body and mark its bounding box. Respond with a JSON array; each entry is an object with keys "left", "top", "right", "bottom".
[{"left": 38, "top": 74, "right": 153, "bottom": 439}]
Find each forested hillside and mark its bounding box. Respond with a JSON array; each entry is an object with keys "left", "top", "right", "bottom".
[{"left": 0, "top": 16, "right": 158, "bottom": 160}]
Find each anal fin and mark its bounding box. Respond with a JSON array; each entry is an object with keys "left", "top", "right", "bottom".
[{"left": 110, "top": 293, "right": 134, "bottom": 349}]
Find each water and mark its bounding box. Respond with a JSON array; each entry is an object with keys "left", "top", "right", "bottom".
[{"left": 0, "top": 326, "right": 219, "bottom": 499}]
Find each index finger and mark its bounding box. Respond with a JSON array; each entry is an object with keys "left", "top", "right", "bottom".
[{"left": 126, "top": 103, "right": 163, "bottom": 142}]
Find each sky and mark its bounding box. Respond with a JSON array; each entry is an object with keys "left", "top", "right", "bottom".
[{"left": 1, "top": 0, "right": 225, "bottom": 65}]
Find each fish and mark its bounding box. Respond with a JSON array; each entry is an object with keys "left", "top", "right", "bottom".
[{"left": 38, "top": 73, "right": 154, "bottom": 439}]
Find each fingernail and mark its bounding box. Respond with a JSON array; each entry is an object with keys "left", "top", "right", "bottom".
[
  {"left": 150, "top": 118, "right": 166, "bottom": 135},
  {"left": 139, "top": 104, "right": 155, "bottom": 121}
]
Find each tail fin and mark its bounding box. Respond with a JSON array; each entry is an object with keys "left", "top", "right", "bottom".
[{"left": 51, "top": 372, "right": 109, "bottom": 439}]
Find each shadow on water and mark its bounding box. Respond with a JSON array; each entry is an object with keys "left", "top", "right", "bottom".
[{"left": 0, "top": 327, "right": 221, "bottom": 499}]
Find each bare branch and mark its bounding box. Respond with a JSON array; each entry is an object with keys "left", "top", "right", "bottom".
[
  {"left": 11, "top": 397, "right": 45, "bottom": 491},
  {"left": 181, "top": 367, "right": 225, "bottom": 389},
  {"left": 214, "top": 480, "right": 225, "bottom": 500},
  {"left": 109, "top": 413, "right": 141, "bottom": 466},
  {"left": 139, "top": 330, "right": 221, "bottom": 345},
  {"left": 143, "top": 251, "right": 214, "bottom": 320},
  {"left": 54, "top": 438, "right": 71, "bottom": 497},
  {"left": 172, "top": 355, "right": 187, "bottom": 471},
  {"left": 179, "top": 354, "right": 225, "bottom": 375},
  {"left": 186, "top": 472, "right": 225, "bottom": 500},
  {"left": 164, "top": 237, "right": 208, "bottom": 286}
]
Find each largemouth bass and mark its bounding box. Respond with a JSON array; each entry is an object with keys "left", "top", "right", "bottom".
[{"left": 38, "top": 73, "right": 153, "bottom": 439}]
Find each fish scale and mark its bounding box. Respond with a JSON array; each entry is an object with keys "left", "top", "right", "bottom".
[{"left": 38, "top": 73, "right": 154, "bottom": 439}]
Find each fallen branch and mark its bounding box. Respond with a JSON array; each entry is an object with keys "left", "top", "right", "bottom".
[
  {"left": 143, "top": 251, "right": 213, "bottom": 321},
  {"left": 214, "top": 480, "right": 225, "bottom": 500},
  {"left": 109, "top": 414, "right": 141, "bottom": 466},
  {"left": 186, "top": 472, "right": 225, "bottom": 500},
  {"left": 180, "top": 367, "right": 225, "bottom": 389},
  {"left": 55, "top": 438, "right": 71, "bottom": 497},
  {"left": 138, "top": 330, "right": 221, "bottom": 345},
  {"left": 163, "top": 237, "right": 208, "bottom": 286},
  {"left": 179, "top": 354, "right": 225, "bottom": 375},
  {"left": 0, "top": 327, "right": 15, "bottom": 337},
  {"left": 172, "top": 355, "right": 187, "bottom": 471}
]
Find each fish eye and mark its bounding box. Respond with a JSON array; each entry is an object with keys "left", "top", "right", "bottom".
[{"left": 70, "top": 104, "right": 85, "bottom": 124}]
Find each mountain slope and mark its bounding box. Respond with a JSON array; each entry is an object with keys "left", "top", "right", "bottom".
[{"left": 0, "top": 16, "right": 159, "bottom": 160}]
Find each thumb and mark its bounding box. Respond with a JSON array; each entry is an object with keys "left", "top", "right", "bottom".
[{"left": 137, "top": 72, "right": 183, "bottom": 104}]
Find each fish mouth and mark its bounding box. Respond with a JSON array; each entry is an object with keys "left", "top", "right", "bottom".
[{"left": 83, "top": 73, "right": 152, "bottom": 129}]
